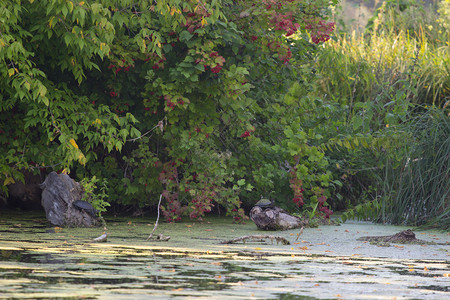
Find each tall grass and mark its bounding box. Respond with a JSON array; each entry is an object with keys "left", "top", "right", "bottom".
[
  {"left": 317, "top": 30, "right": 449, "bottom": 108},
  {"left": 380, "top": 107, "right": 449, "bottom": 227},
  {"left": 314, "top": 0, "right": 450, "bottom": 228},
  {"left": 319, "top": 0, "right": 450, "bottom": 108}
]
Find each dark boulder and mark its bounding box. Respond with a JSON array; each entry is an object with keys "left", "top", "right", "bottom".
[
  {"left": 7, "top": 182, "right": 42, "bottom": 210},
  {"left": 40, "top": 172, "right": 99, "bottom": 227},
  {"left": 6, "top": 169, "right": 43, "bottom": 210}
]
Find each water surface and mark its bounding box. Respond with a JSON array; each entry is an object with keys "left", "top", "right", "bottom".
[{"left": 0, "top": 211, "right": 448, "bottom": 299}]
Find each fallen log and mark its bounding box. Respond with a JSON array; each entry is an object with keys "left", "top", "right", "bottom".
[
  {"left": 357, "top": 229, "right": 442, "bottom": 245},
  {"left": 220, "top": 235, "right": 290, "bottom": 245},
  {"left": 150, "top": 233, "right": 171, "bottom": 242}
]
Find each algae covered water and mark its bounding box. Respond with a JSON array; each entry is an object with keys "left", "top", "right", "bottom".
[{"left": 0, "top": 210, "right": 448, "bottom": 299}]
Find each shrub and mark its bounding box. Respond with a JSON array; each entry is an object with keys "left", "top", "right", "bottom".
[{"left": 0, "top": 0, "right": 338, "bottom": 222}]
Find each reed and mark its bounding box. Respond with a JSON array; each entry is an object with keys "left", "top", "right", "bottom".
[
  {"left": 316, "top": 0, "right": 449, "bottom": 228},
  {"left": 318, "top": 0, "right": 449, "bottom": 108},
  {"left": 381, "top": 107, "right": 449, "bottom": 227}
]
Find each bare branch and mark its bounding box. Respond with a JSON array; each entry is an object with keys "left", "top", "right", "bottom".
[
  {"left": 146, "top": 194, "right": 162, "bottom": 241},
  {"left": 220, "top": 235, "right": 290, "bottom": 245}
]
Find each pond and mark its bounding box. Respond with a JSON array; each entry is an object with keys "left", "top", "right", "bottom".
[{"left": 0, "top": 210, "right": 448, "bottom": 299}]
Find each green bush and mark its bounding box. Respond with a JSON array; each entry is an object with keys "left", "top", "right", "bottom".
[{"left": 1, "top": 0, "right": 339, "bottom": 222}]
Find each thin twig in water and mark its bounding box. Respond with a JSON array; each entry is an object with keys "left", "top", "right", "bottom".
[
  {"left": 295, "top": 226, "right": 304, "bottom": 241},
  {"left": 146, "top": 194, "right": 162, "bottom": 241},
  {"left": 91, "top": 232, "right": 107, "bottom": 243}
]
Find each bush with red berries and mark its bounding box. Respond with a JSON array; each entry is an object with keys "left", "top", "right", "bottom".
[{"left": 1, "top": 0, "right": 336, "bottom": 222}]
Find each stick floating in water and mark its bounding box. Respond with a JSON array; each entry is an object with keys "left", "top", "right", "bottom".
[
  {"left": 220, "top": 235, "right": 290, "bottom": 245},
  {"left": 91, "top": 232, "right": 108, "bottom": 243}
]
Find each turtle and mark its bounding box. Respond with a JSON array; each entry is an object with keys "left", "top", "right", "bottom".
[
  {"left": 254, "top": 197, "right": 275, "bottom": 209},
  {"left": 73, "top": 200, "right": 98, "bottom": 217}
]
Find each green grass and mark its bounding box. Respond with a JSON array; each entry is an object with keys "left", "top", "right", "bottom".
[
  {"left": 384, "top": 108, "right": 449, "bottom": 227},
  {"left": 317, "top": 29, "right": 449, "bottom": 108},
  {"left": 314, "top": 0, "right": 450, "bottom": 228}
]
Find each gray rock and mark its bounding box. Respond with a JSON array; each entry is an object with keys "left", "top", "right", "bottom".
[
  {"left": 40, "top": 172, "right": 99, "bottom": 227},
  {"left": 250, "top": 206, "right": 303, "bottom": 230}
]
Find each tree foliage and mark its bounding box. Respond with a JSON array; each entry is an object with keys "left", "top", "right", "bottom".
[{"left": 1, "top": 0, "right": 338, "bottom": 221}]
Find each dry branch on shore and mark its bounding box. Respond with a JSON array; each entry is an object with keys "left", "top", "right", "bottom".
[{"left": 220, "top": 235, "right": 290, "bottom": 245}]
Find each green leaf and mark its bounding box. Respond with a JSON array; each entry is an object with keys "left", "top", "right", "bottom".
[
  {"left": 343, "top": 139, "right": 352, "bottom": 149},
  {"left": 237, "top": 179, "right": 245, "bottom": 186},
  {"left": 91, "top": 3, "right": 102, "bottom": 14},
  {"left": 361, "top": 138, "right": 369, "bottom": 148},
  {"left": 64, "top": 34, "right": 72, "bottom": 46},
  {"left": 130, "top": 127, "right": 141, "bottom": 138},
  {"left": 163, "top": 44, "right": 172, "bottom": 53},
  {"left": 41, "top": 97, "right": 49, "bottom": 106},
  {"left": 194, "top": 64, "right": 205, "bottom": 72},
  {"left": 116, "top": 141, "right": 123, "bottom": 151},
  {"left": 155, "top": 46, "right": 162, "bottom": 57},
  {"left": 38, "top": 85, "right": 47, "bottom": 98},
  {"left": 179, "top": 30, "right": 193, "bottom": 42},
  {"left": 352, "top": 115, "right": 363, "bottom": 131},
  {"left": 284, "top": 127, "right": 294, "bottom": 138},
  {"left": 287, "top": 142, "right": 299, "bottom": 155},
  {"left": 113, "top": 114, "right": 121, "bottom": 125},
  {"left": 61, "top": 5, "right": 68, "bottom": 17}
]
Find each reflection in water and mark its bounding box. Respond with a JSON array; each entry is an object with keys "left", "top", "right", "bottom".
[{"left": 0, "top": 245, "right": 448, "bottom": 299}]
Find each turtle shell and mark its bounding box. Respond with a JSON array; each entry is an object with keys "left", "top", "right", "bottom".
[
  {"left": 255, "top": 198, "right": 274, "bottom": 208},
  {"left": 73, "top": 200, "right": 98, "bottom": 217}
]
